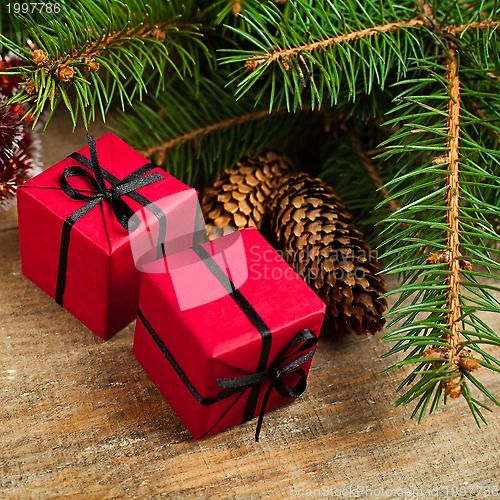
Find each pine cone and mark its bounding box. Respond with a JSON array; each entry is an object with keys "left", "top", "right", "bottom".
[
  {"left": 201, "top": 150, "right": 289, "bottom": 232},
  {"left": 268, "top": 173, "right": 387, "bottom": 335}
]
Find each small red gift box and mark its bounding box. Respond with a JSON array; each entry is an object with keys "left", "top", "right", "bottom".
[
  {"left": 18, "top": 132, "right": 197, "bottom": 340},
  {"left": 133, "top": 227, "right": 326, "bottom": 440}
]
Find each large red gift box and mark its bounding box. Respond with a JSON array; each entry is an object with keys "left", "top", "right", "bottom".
[
  {"left": 18, "top": 132, "right": 197, "bottom": 340},
  {"left": 133, "top": 227, "right": 326, "bottom": 440}
]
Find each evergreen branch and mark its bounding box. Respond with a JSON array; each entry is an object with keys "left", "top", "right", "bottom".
[
  {"left": 243, "top": 19, "right": 425, "bottom": 70},
  {"left": 23, "top": 22, "right": 173, "bottom": 89},
  {"left": 441, "top": 47, "right": 465, "bottom": 391},
  {"left": 378, "top": 42, "right": 500, "bottom": 423},
  {"left": 0, "top": 0, "right": 207, "bottom": 127},
  {"left": 45, "top": 22, "right": 169, "bottom": 65},
  {"left": 220, "top": 1, "right": 431, "bottom": 110},
  {"left": 140, "top": 107, "right": 289, "bottom": 159},
  {"left": 111, "top": 73, "right": 320, "bottom": 185}
]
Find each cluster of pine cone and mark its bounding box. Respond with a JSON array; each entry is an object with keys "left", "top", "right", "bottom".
[{"left": 201, "top": 151, "right": 387, "bottom": 336}]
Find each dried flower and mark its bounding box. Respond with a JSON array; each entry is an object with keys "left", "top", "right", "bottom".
[
  {"left": 31, "top": 49, "right": 50, "bottom": 67},
  {"left": 25, "top": 78, "right": 36, "bottom": 94},
  {"left": 83, "top": 57, "right": 100, "bottom": 72},
  {"left": 56, "top": 64, "right": 75, "bottom": 82},
  {"left": 150, "top": 28, "right": 166, "bottom": 41}
]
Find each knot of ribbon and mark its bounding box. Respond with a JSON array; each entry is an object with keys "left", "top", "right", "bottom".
[
  {"left": 60, "top": 133, "right": 163, "bottom": 231},
  {"left": 217, "top": 328, "right": 318, "bottom": 441}
]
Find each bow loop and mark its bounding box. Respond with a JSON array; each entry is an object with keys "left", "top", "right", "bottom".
[
  {"left": 60, "top": 134, "right": 162, "bottom": 231},
  {"left": 216, "top": 327, "right": 318, "bottom": 441}
]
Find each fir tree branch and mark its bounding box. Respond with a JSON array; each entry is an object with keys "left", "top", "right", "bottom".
[
  {"left": 379, "top": 38, "right": 500, "bottom": 422},
  {"left": 55, "top": 23, "right": 169, "bottom": 64},
  {"left": 0, "top": 0, "right": 206, "bottom": 127},
  {"left": 242, "top": 18, "right": 500, "bottom": 71},
  {"left": 112, "top": 73, "right": 320, "bottom": 185},
  {"left": 25, "top": 22, "right": 172, "bottom": 87},
  {"left": 244, "top": 19, "right": 426, "bottom": 70},
  {"left": 221, "top": 2, "right": 432, "bottom": 110}
]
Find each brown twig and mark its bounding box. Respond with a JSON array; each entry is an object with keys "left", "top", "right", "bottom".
[
  {"left": 348, "top": 133, "right": 399, "bottom": 213},
  {"left": 29, "top": 23, "right": 169, "bottom": 84},
  {"left": 245, "top": 19, "right": 425, "bottom": 69},
  {"left": 443, "top": 47, "right": 463, "bottom": 387},
  {"left": 446, "top": 20, "right": 500, "bottom": 34},
  {"left": 140, "top": 107, "right": 290, "bottom": 161}
]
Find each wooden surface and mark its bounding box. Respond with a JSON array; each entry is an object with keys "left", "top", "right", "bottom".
[{"left": 1, "top": 111, "right": 499, "bottom": 499}]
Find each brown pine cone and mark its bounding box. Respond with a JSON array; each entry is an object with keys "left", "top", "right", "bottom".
[
  {"left": 201, "top": 150, "right": 289, "bottom": 232},
  {"left": 268, "top": 173, "right": 387, "bottom": 335}
]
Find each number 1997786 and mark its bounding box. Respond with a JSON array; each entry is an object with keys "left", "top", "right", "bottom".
[{"left": 6, "top": 2, "right": 61, "bottom": 14}]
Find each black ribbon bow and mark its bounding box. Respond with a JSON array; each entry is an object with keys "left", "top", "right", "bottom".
[
  {"left": 55, "top": 133, "right": 165, "bottom": 306},
  {"left": 136, "top": 306, "right": 318, "bottom": 442},
  {"left": 217, "top": 328, "right": 318, "bottom": 441},
  {"left": 61, "top": 133, "right": 163, "bottom": 231}
]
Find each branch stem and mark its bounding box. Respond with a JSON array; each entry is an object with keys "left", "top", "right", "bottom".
[
  {"left": 444, "top": 48, "right": 462, "bottom": 362},
  {"left": 140, "top": 107, "right": 289, "bottom": 160},
  {"left": 246, "top": 19, "right": 425, "bottom": 68},
  {"left": 348, "top": 133, "right": 399, "bottom": 213},
  {"left": 66, "top": 22, "right": 168, "bottom": 62},
  {"left": 447, "top": 20, "right": 500, "bottom": 34}
]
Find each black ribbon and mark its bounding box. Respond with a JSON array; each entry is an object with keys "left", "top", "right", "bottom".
[
  {"left": 137, "top": 242, "right": 318, "bottom": 441},
  {"left": 217, "top": 327, "right": 317, "bottom": 441},
  {"left": 55, "top": 134, "right": 166, "bottom": 306},
  {"left": 191, "top": 243, "right": 273, "bottom": 427}
]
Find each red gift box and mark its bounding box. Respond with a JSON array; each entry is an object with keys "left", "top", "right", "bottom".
[
  {"left": 133, "top": 227, "right": 326, "bottom": 440},
  {"left": 18, "top": 132, "right": 197, "bottom": 340}
]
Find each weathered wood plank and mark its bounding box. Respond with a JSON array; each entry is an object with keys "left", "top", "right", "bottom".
[{"left": 1, "top": 110, "right": 499, "bottom": 498}]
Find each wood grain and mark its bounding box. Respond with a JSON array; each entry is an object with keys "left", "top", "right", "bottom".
[{"left": 1, "top": 110, "right": 499, "bottom": 499}]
